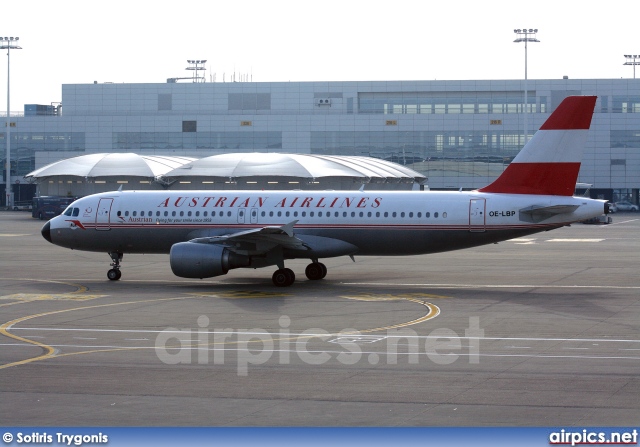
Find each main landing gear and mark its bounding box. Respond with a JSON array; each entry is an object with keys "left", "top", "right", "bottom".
[
  {"left": 107, "top": 252, "right": 123, "bottom": 281},
  {"left": 271, "top": 261, "right": 327, "bottom": 287}
]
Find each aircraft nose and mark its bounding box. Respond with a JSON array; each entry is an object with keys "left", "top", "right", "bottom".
[{"left": 41, "top": 221, "right": 52, "bottom": 243}]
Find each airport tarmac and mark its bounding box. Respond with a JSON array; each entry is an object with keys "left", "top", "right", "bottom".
[{"left": 1, "top": 210, "right": 639, "bottom": 426}]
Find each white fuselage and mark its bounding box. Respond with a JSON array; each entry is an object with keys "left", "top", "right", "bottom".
[{"left": 46, "top": 189, "right": 605, "bottom": 256}]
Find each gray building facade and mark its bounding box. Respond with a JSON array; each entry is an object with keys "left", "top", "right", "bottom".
[{"left": 3, "top": 78, "right": 640, "bottom": 204}]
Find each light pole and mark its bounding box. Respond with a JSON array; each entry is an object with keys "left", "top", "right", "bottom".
[
  {"left": 186, "top": 60, "right": 207, "bottom": 83},
  {"left": 1, "top": 36, "right": 22, "bottom": 209},
  {"left": 624, "top": 55, "right": 639, "bottom": 79},
  {"left": 514, "top": 29, "right": 539, "bottom": 144}
]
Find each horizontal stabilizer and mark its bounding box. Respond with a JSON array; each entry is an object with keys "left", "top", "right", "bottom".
[{"left": 519, "top": 204, "right": 580, "bottom": 223}]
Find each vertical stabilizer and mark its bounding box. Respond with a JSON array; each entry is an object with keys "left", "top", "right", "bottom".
[{"left": 478, "top": 96, "right": 597, "bottom": 196}]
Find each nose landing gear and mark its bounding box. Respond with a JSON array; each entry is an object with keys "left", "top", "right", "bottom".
[{"left": 107, "top": 252, "right": 123, "bottom": 281}]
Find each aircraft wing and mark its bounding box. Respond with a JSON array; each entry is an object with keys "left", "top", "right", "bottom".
[
  {"left": 188, "top": 220, "right": 309, "bottom": 254},
  {"left": 519, "top": 204, "right": 580, "bottom": 223}
]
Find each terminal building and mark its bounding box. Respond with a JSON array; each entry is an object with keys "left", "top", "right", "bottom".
[{"left": 2, "top": 77, "right": 639, "bottom": 205}]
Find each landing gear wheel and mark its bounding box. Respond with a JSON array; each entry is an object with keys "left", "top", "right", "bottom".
[
  {"left": 272, "top": 268, "right": 295, "bottom": 287},
  {"left": 319, "top": 262, "right": 327, "bottom": 279},
  {"left": 107, "top": 251, "right": 124, "bottom": 281},
  {"left": 305, "top": 262, "right": 327, "bottom": 280}
]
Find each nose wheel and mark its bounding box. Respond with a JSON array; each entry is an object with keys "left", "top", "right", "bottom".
[
  {"left": 107, "top": 252, "right": 123, "bottom": 281},
  {"left": 107, "top": 268, "right": 122, "bottom": 281}
]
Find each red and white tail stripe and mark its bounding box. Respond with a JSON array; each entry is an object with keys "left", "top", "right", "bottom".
[{"left": 478, "top": 95, "right": 597, "bottom": 196}]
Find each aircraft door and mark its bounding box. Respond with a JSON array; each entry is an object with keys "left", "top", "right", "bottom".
[
  {"left": 237, "top": 208, "right": 246, "bottom": 224},
  {"left": 469, "top": 198, "right": 486, "bottom": 232},
  {"left": 250, "top": 208, "right": 258, "bottom": 224},
  {"left": 96, "top": 198, "right": 113, "bottom": 231}
]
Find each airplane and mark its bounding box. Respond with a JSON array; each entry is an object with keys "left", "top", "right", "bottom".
[{"left": 41, "top": 96, "right": 608, "bottom": 287}]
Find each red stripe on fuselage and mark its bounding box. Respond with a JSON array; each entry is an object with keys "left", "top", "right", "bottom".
[
  {"left": 539, "top": 96, "right": 596, "bottom": 130},
  {"left": 477, "top": 162, "right": 581, "bottom": 196}
]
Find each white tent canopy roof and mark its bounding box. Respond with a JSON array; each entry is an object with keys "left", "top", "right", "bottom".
[
  {"left": 26, "top": 153, "right": 196, "bottom": 179},
  {"left": 26, "top": 152, "right": 426, "bottom": 184},
  {"left": 164, "top": 153, "right": 426, "bottom": 183}
]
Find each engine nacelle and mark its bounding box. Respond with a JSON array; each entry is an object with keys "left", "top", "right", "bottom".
[{"left": 170, "top": 242, "right": 249, "bottom": 279}]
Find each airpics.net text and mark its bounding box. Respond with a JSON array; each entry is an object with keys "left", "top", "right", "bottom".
[{"left": 155, "top": 316, "right": 484, "bottom": 376}]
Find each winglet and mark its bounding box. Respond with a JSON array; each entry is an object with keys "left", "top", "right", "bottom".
[{"left": 478, "top": 96, "right": 597, "bottom": 196}]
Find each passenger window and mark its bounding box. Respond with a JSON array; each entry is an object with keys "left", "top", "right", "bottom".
[
  {"left": 156, "top": 211, "right": 160, "bottom": 217},
  {"left": 426, "top": 212, "right": 430, "bottom": 218},
  {"left": 125, "top": 211, "right": 130, "bottom": 217},
  {"left": 376, "top": 212, "right": 380, "bottom": 217},
  {"left": 400, "top": 212, "right": 405, "bottom": 218},
  {"left": 384, "top": 212, "right": 388, "bottom": 217},
  {"left": 409, "top": 212, "right": 413, "bottom": 218},
  {"left": 392, "top": 212, "right": 397, "bottom": 218},
  {"left": 164, "top": 211, "right": 168, "bottom": 217},
  {"left": 141, "top": 211, "right": 145, "bottom": 217},
  {"left": 343, "top": 212, "right": 347, "bottom": 217},
  {"left": 417, "top": 212, "right": 421, "bottom": 218},
  {"left": 227, "top": 211, "right": 231, "bottom": 217},
  {"left": 133, "top": 211, "right": 137, "bottom": 217},
  {"left": 443, "top": 212, "right": 447, "bottom": 218},
  {"left": 203, "top": 211, "right": 208, "bottom": 217},
  {"left": 171, "top": 211, "right": 176, "bottom": 217},
  {"left": 188, "top": 211, "right": 192, "bottom": 217},
  {"left": 179, "top": 211, "right": 184, "bottom": 217},
  {"left": 434, "top": 212, "right": 439, "bottom": 218},
  {"left": 117, "top": 211, "right": 122, "bottom": 217}
]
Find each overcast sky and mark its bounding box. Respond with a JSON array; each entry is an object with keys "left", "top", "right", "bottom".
[{"left": 1, "top": 0, "right": 637, "bottom": 111}]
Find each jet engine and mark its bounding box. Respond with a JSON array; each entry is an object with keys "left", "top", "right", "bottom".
[{"left": 169, "top": 242, "right": 249, "bottom": 279}]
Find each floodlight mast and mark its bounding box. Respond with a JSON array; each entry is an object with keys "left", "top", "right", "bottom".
[
  {"left": 186, "top": 60, "right": 207, "bottom": 83},
  {"left": 623, "top": 55, "right": 639, "bottom": 79},
  {"left": 1, "top": 36, "right": 22, "bottom": 208},
  {"left": 514, "top": 28, "right": 539, "bottom": 144}
]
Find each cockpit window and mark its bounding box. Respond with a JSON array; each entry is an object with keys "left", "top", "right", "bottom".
[{"left": 64, "top": 207, "right": 80, "bottom": 217}]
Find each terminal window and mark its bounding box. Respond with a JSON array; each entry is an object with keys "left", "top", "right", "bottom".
[{"left": 182, "top": 121, "right": 197, "bottom": 132}]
